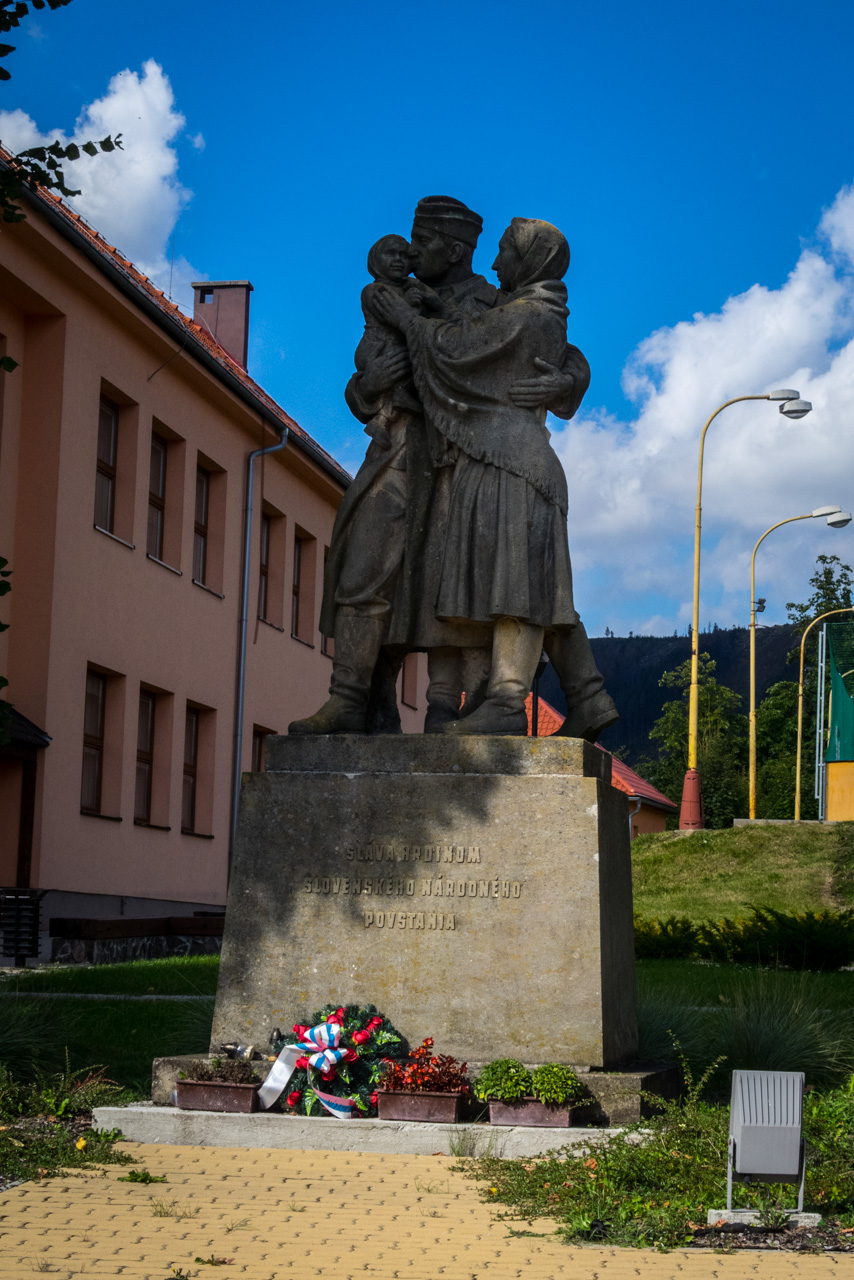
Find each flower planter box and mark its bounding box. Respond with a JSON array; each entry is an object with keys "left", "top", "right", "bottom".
[
  {"left": 488, "top": 1098, "right": 574, "bottom": 1127},
  {"left": 377, "top": 1089, "right": 464, "bottom": 1123},
  {"left": 175, "top": 1080, "right": 260, "bottom": 1113}
]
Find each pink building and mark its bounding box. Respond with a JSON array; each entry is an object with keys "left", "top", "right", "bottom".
[{"left": 0, "top": 176, "right": 426, "bottom": 960}]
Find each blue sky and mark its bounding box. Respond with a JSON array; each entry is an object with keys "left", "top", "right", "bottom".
[{"left": 4, "top": 0, "right": 854, "bottom": 637}]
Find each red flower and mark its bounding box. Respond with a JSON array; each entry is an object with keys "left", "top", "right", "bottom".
[
  {"left": 370, "top": 1092, "right": 378, "bottom": 1107},
  {"left": 286, "top": 1091, "right": 301, "bottom": 1107},
  {"left": 293, "top": 1023, "right": 309, "bottom": 1038},
  {"left": 367, "top": 1016, "right": 383, "bottom": 1028},
  {"left": 343, "top": 1048, "right": 358, "bottom": 1063},
  {"left": 352, "top": 1029, "right": 371, "bottom": 1044},
  {"left": 320, "top": 1066, "right": 337, "bottom": 1081},
  {"left": 295, "top": 1056, "right": 309, "bottom": 1069},
  {"left": 327, "top": 1012, "right": 343, "bottom": 1025}
]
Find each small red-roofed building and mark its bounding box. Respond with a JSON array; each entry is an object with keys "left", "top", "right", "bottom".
[{"left": 525, "top": 693, "right": 677, "bottom": 837}]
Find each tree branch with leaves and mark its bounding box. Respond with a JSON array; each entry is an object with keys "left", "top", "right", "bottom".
[{"left": 0, "top": 0, "right": 122, "bottom": 223}]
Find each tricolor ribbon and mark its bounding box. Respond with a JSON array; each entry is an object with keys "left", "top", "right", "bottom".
[{"left": 258, "top": 1021, "right": 357, "bottom": 1117}]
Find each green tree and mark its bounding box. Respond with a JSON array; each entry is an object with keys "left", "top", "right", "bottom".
[
  {"left": 0, "top": 1, "right": 122, "bottom": 226},
  {"left": 640, "top": 652, "right": 748, "bottom": 829}
]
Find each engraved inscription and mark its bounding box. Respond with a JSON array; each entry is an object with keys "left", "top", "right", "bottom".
[
  {"left": 303, "top": 875, "right": 522, "bottom": 898},
  {"left": 347, "top": 843, "right": 481, "bottom": 864},
  {"left": 364, "top": 911, "right": 456, "bottom": 930}
]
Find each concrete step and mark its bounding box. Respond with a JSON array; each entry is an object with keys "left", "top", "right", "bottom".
[{"left": 94, "top": 1103, "right": 624, "bottom": 1157}]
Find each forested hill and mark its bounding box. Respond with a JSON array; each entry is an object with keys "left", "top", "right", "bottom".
[{"left": 539, "top": 624, "right": 798, "bottom": 765}]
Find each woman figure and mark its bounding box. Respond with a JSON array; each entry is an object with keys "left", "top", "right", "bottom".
[{"left": 372, "top": 217, "right": 578, "bottom": 734}]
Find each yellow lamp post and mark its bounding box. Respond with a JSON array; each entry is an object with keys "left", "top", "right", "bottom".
[
  {"left": 679, "top": 389, "right": 812, "bottom": 830},
  {"left": 794, "top": 606, "right": 854, "bottom": 820},
  {"left": 748, "top": 507, "right": 851, "bottom": 819}
]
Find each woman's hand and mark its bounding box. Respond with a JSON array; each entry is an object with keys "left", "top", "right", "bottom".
[
  {"left": 361, "top": 349, "right": 411, "bottom": 398},
  {"left": 509, "top": 357, "right": 573, "bottom": 408},
  {"left": 371, "top": 284, "right": 418, "bottom": 330}
]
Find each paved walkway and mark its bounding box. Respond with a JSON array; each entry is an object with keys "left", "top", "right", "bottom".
[{"left": 0, "top": 1143, "right": 850, "bottom": 1279}]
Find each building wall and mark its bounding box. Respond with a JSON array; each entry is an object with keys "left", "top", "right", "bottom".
[
  {"left": 631, "top": 805, "right": 670, "bottom": 840},
  {"left": 0, "top": 204, "right": 427, "bottom": 920}
]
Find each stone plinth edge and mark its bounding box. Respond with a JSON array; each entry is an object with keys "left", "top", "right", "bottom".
[
  {"left": 265, "top": 733, "right": 610, "bottom": 782},
  {"left": 94, "top": 1103, "right": 622, "bottom": 1159}
]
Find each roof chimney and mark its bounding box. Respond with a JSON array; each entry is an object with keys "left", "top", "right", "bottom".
[{"left": 191, "top": 280, "right": 254, "bottom": 368}]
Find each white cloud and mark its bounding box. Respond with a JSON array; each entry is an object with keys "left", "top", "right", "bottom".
[
  {"left": 0, "top": 60, "right": 202, "bottom": 307},
  {"left": 189, "top": 132, "right": 205, "bottom": 151},
  {"left": 552, "top": 181, "right": 854, "bottom": 636}
]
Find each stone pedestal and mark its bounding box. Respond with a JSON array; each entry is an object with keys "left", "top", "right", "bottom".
[{"left": 212, "top": 736, "right": 638, "bottom": 1069}]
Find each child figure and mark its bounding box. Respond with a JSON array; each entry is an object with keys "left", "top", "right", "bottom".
[{"left": 354, "top": 234, "right": 421, "bottom": 443}]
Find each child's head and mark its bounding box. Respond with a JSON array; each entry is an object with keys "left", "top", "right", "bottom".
[{"left": 367, "top": 234, "right": 411, "bottom": 285}]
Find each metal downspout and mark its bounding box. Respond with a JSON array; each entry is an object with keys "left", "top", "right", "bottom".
[
  {"left": 628, "top": 797, "right": 642, "bottom": 839},
  {"left": 229, "top": 425, "right": 288, "bottom": 879}
]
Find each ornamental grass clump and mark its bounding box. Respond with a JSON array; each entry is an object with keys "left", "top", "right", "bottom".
[
  {"left": 270, "top": 1002, "right": 407, "bottom": 1115},
  {"left": 381, "top": 1039, "right": 470, "bottom": 1094}
]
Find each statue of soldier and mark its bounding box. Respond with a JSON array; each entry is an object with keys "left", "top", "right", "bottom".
[{"left": 289, "top": 197, "right": 616, "bottom": 739}]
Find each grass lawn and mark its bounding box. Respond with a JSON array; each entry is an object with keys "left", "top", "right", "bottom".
[
  {"left": 0, "top": 954, "right": 219, "bottom": 995},
  {"left": 2, "top": 995, "right": 214, "bottom": 1092},
  {"left": 631, "top": 823, "right": 847, "bottom": 919}
]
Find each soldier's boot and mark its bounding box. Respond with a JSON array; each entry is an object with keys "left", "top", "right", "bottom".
[
  {"left": 546, "top": 621, "right": 618, "bottom": 741},
  {"left": 444, "top": 620, "right": 544, "bottom": 736},
  {"left": 288, "top": 612, "right": 386, "bottom": 734},
  {"left": 424, "top": 646, "right": 492, "bottom": 732}
]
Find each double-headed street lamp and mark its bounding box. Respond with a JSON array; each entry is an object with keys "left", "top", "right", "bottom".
[
  {"left": 748, "top": 507, "right": 851, "bottom": 819},
  {"left": 679, "top": 390, "right": 813, "bottom": 830}
]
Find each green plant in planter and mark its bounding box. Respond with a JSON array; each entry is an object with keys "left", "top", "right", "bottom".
[
  {"left": 531, "top": 1064, "right": 584, "bottom": 1105},
  {"left": 473, "top": 1059, "right": 533, "bottom": 1103}
]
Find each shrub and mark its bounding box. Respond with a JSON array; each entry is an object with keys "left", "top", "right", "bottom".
[
  {"left": 472, "top": 1059, "right": 533, "bottom": 1103},
  {"left": 634, "top": 907, "right": 854, "bottom": 970},
  {"left": 634, "top": 914, "right": 698, "bottom": 960},
  {"left": 530, "top": 1064, "right": 584, "bottom": 1105}
]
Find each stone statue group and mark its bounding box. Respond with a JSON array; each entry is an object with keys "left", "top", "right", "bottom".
[{"left": 290, "top": 196, "right": 617, "bottom": 738}]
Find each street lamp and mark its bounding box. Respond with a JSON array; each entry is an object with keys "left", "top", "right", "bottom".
[
  {"left": 748, "top": 507, "right": 851, "bottom": 819},
  {"left": 679, "top": 390, "right": 813, "bottom": 830}
]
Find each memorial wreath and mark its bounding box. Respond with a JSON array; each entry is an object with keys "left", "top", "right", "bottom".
[{"left": 261, "top": 1002, "right": 407, "bottom": 1117}]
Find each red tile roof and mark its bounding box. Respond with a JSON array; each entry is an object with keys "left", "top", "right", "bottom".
[
  {"left": 524, "top": 693, "right": 566, "bottom": 737},
  {"left": 525, "top": 692, "right": 677, "bottom": 812},
  {"left": 6, "top": 151, "right": 351, "bottom": 489}
]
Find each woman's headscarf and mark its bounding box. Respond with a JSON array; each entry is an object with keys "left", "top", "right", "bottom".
[
  {"left": 506, "top": 218, "right": 570, "bottom": 289},
  {"left": 367, "top": 234, "right": 409, "bottom": 283}
]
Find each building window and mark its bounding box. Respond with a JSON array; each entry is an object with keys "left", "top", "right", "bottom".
[
  {"left": 291, "top": 535, "right": 303, "bottom": 638},
  {"left": 147, "top": 434, "right": 167, "bottom": 560},
  {"left": 200, "top": 288, "right": 214, "bottom": 303},
  {"left": 182, "top": 707, "right": 200, "bottom": 833},
  {"left": 193, "top": 467, "right": 210, "bottom": 584},
  {"left": 258, "top": 512, "right": 271, "bottom": 621},
  {"left": 134, "top": 690, "right": 155, "bottom": 823},
  {"left": 81, "top": 670, "right": 106, "bottom": 813},
  {"left": 94, "top": 398, "right": 118, "bottom": 532},
  {"left": 252, "top": 727, "right": 271, "bottom": 773}
]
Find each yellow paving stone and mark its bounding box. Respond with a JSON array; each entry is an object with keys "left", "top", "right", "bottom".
[{"left": 0, "top": 1143, "right": 851, "bottom": 1280}]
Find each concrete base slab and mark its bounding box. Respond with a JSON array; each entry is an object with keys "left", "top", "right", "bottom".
[
  {"left": 707, "top": 1210, "right": 822, "bottom": 1227},
  {"left": 94, "top": 1103, "right": 621, "bottom": 1158}
]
